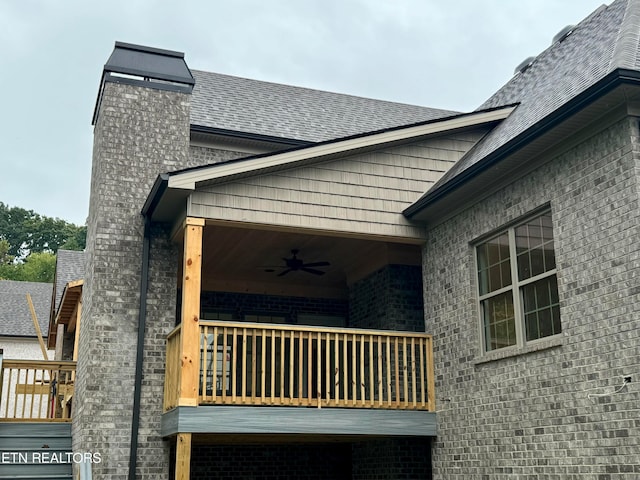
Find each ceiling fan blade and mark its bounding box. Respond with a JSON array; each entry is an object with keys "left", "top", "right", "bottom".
[
  {"left": 277, "top": 269, "right": 293, "bottom": 277},
  {"left": 301, "top": 267, "right": 326, "bottom": 276},
  {"left": 302, "top": 261, "right": 330, "bottom": 268}
]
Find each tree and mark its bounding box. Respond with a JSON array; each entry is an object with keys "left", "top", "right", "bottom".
[
  {"left": 0, "top": 202, "right": 85, "bottom": 283},
  {"left": 18, "top": 252, "right": 57, "bottom": 283},
  {"left": 0, "top": 202, "right": 85, "bottom": 259},
  {"left": 0, "top": 239, "right": 13, "bottom": 264},
  {"left": 0, "top": 251, "right": 57, "bottom": 283}
]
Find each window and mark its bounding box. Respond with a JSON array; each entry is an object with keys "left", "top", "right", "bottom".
[{"left": 476, "top": 211, "right": 560, "bottom": 352}]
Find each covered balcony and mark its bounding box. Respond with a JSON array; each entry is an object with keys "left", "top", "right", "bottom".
[{"left": 161, "top": 218, "right": 436, "bottom": 450}]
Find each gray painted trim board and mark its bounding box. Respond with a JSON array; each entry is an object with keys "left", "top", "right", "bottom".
[{"left": 161, "top": 406, "right": 436, "bottom": 438}]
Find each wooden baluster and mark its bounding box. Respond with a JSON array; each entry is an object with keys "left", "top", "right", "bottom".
[
  {"left": 251, "top": 329, "right": 256, "bottom": 403},
  {"left": 298, "top": 331, "right": 303, "bottom": 404},
  {"left": 261, "top": 329, "right": 267, "bottom": 404},
  {"left": 19, "top": 368, "right": 27, "bottom": 418},
  {"left": 241, "top": 328, "right": 247, "bottom": 404},
  {"left": 6, "top": 368, "right": 15, "bottom": 417},
  {"left": 289, "top": 330, "right": 294, "bottom": 402},
  {"left": 28, "top": 368, "right": 36, "bottom": 419},
  {"left": 270, "top": 330, "right": 275, "bottom": 404},
  {"left": 385, "top": 337, "right": 391, "bottom": 406},
  {"left": 377, "top": 336, "right": 383, "bottom": 407},
  {"left": 307, "top": 332, "right": 312, "bottom": 404},
  {"left": 403, "top": 337, "right": 409, "bottom": 409},
  {"left": 221, "top": 327, "right": 228, "bottom": 403},
  {"left": 419, "top": 337, "right": 426, "bottom": 408},
  {"left": 369, "top": 335, "right": 374, "bottom": 404},
  {"left": 394, "top": 337, "right": 400, "bottom": 408},
  {"left": 334, "top": 332, "right": 339, "bottom": 405},
  {"left": 325, "top": 334, "right": 330, "bottom": 404},
  {"left": 231, "top": 328, "right": 237, "bottom": 403},
  {"left": 411, "top": 337, "right": 417, "bottom": 408},
  {"left": 279, "top": 331, "right": 285, "bottom": 402},
  {"left": 359, "top": 335, "right": 365, "bottom": 405},
  {"left": 351, "top": 334, "right": 356, "bottom": 406},
  {"left": 342, "top": 333, "right": 348, "bottom": 405},
  {"left": 201, "top": 326, "right": 208, "bottom": 402},
  {"left": 211, "top": 327, "right": 218, "bottom": 403}
]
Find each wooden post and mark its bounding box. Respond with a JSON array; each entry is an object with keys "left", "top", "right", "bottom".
[
  {"left": 175, "top": 433, "right": 192, "bottom": 480},
  {"left": 71, "top": 299, "right": 82, "bottom": 384},
  {"left": 178, "top": 217, "right": 204, "bottom": 407},
  {"left": 27, "top": 294, "right": 48, "bottom": 360},
  {"left": 426, "top": 336, "right": 436, "bottom": 412},
  {"left": 72, "top": 299, "right": 82, "bottom": 363}
]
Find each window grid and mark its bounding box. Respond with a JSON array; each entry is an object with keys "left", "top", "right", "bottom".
[{"left": 476, "top": 211, "right": 560, "bottom": 353}]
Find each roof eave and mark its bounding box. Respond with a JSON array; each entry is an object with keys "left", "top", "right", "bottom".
[
  {"left": 190, "top": 124, "right": 312, "bottom": 148},
  {"left": 404, "top": 68, "right": 640, "bottom": 221},
  {"left": 168, "top": 105, "right": 517, "bottom": 191}
]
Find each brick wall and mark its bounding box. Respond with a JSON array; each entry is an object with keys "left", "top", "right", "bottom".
[
  {"left": 423, "top": 117, "right": 640, "bottom": 478},
  {"left": 77, "top": 78, "right": 253, "bottom": 479},
  {"left": 200, "top": 290, "right": 348, "bottom": 324},
  {"left": 76, "top": 81, "right": 192, "bottom": 479},
  {"left": 352, "top": 437, "right": 432, "bottom": 479},
  {"left": 190, "top": 144, "right": 249, "bottom": 166},
  {"left": 349, "top": 264, "right": 424, "bottom": 331}
]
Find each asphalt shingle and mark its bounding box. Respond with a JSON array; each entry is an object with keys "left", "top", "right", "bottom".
[
  {"left": 430, "top": 0, "right": 631, "bottom": 190},
  {"left": 190, "top": 70, "right": 458, "bottom": 143},
  {"left": 53, "top": 249, "right": 84, "bottom": 314},
  {"left": 0, "top": 280, "right": 52, "bottom": 337}
]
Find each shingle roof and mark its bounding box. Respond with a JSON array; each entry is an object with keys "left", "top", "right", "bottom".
[
  {"left": 190, "top": 70, "right": 459, "bottom": 143},
  {"left": 0, "top": 280, "right": 52, "bottom": 337},
  {"left": 427, "top": 0, "right": 633, "bottom": 191},
  {"left": 53, "top": 250, "right": 85, "bottom": 314}
]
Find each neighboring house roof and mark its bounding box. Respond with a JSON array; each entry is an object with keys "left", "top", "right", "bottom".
[
  {"left": 0, "top": 280, "right": 52, "bottom": 337},
  {"left": 52, "top": 250, "right": 85, "bottom": 315},
  {"left": 47, "top": 250, "right": 84, "bottom": 349},
  {"left": 190, "top": 70, "right": 459, "bottom": 143},
  {"left": 406, "top": 0, "right": 638, "bottom": 217}
]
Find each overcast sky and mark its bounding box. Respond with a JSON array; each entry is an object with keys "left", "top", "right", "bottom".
[{"left": 0, "top": 0, "right": 607, "bottom": 225}]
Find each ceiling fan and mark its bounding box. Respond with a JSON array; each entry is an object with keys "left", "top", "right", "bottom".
[{"left": 264, "top": 249, "right": 330, "bottom": 277}]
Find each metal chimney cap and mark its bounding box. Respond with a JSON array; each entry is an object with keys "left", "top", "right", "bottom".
[{"left": 104, "top": 42, "right": 195, "bottom": 86}]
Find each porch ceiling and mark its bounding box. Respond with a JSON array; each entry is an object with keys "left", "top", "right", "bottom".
[{"left": 179, "top": 224, "right": 422, "bottom": 298}]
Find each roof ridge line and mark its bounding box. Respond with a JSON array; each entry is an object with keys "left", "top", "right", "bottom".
[{"left": 609, "top": 0, "right": 640, "bottom": 70}]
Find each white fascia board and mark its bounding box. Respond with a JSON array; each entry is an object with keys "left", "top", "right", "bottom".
[{"left": 168, "top": 106, "right": 516, "bottom": 190}]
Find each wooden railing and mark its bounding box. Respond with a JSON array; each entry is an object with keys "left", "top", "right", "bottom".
[
  {"left": 190, "top": 321, "right": 435, "bottom": 411},
  {"left": 0, "top": 359, "right": 76, "bottom": 421},
  {"left": 164, "top": 325, "right": 182, "bottom": 411}
]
